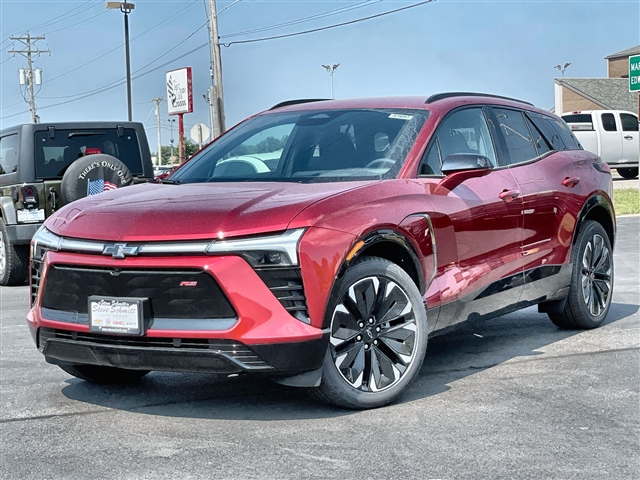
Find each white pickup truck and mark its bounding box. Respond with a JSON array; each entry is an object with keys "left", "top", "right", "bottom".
[{"left": 561, "top": 110, "right": 639, "bottom": 179}]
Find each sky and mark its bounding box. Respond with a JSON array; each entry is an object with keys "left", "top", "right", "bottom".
[{"left": 1, "top": 0, "right": 638, "bottom": 153}]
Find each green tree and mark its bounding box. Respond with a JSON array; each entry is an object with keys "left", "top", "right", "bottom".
[{"left": 155, "top": 137, "right": 202, "bottom": 165}]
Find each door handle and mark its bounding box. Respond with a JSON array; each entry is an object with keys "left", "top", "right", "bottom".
[
  {"left": 624, "top": 135, "right": 634, "bottom": 140},
  {"left": 562, "top": 176, "right": 581, "bottom": 188},
  {"left": 499, "top": 189, "right": 520, "bottom": 202}
]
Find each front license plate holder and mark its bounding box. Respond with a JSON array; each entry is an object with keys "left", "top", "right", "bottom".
[{"left": 88, "top": 296, "right": 149, "bottom": 335}]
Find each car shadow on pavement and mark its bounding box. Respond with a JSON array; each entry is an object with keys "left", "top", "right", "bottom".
[{"left": 61, "top": 302, "right": 637, "bottom": 420}]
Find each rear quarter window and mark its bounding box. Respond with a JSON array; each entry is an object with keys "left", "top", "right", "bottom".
[
  {"left": 528, "top": 113, "right": 581, "bottom": 151},
  {"left": 0, "top": 134, "right": 19, "bottom": 176}
]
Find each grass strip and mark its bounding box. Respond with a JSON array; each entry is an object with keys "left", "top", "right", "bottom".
[{"left": 614, "top": 188, "right": 640, "bottom": 215}]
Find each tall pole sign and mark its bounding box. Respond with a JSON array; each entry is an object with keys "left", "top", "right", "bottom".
[{"left": 166, "top": 67, "right": 193, "bottom": 164}]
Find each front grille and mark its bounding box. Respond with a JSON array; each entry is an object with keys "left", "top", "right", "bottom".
[
  {"left": 30, "top": 245, "right": 49, "bottom": 307},
  {"left": 39, "top": 328, "right": 269, "bottom": 368},
  {"left": 255, "top": 267, "right": 309, "bottom": 322},
  {"left": 41, "top": 265, "right": 236, "bottom": 319}
]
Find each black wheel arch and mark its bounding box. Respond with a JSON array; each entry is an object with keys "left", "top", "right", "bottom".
[
  {"left": 322, "top": 229, "right": 426, "bottom": 329},
  {"left": 573, "top": 193, "right": 616, "bottom": 250}
]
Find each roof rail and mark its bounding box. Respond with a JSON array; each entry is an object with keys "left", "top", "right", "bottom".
[
  {"left": 269, "top": 99, "right": 329, "bottom": 110},
  {"left": 425, "top": 92, "right": 534, "bottom": 106}
]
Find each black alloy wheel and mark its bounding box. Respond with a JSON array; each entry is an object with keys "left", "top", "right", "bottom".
[
  {"left": 549, "top": 220, "right": 614, "bottom": 329},
  {"left": 309, "top": 256, "right": 427, "bottom": 409}
]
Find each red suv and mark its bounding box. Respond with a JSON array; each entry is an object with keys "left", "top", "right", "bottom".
[{"left": 27, "top": 93, "right": 615, "bottom": 409}]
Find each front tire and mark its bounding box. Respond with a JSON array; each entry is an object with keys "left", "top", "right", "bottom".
[
  {"left": 309, "top": 256, "right": 427, "bottom": 409},
  {"left": 548, "top": 221, "right": 613, "bottom": 329},
  {"left": 0, "top": 219, "right": 29, "bottom": 286},
  {"left": 59, "top": 364, "right": 150, "bottom": 384}
]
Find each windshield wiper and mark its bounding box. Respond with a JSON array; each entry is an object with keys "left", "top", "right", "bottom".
[{"left": 157, "top": 178, "right": 181, "bottom": 184}]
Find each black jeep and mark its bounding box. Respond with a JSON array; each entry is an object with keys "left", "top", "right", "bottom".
[{"left": 0, "top": 122, "right": 153, "bottom": 285}]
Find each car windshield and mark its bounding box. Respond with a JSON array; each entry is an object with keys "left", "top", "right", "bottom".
[{"left": 171, "top": 108, "right": 428, "bottom": 183}]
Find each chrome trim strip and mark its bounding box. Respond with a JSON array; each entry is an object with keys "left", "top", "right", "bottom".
[
  {"left": 33, "top": 227, "right": 305, "bottom": 265},
  {"left": 139, "top": 242, "right": 210, "bottom": 255}
]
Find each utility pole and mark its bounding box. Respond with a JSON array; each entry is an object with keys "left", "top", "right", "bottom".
[
  {"left": 9, "top": 32, "right": 50, "bottom": 123},
  {"left": 152, "top": 97, "right": 163, "bottom": 166},
  {"left": 208, "top": 0, "right": 226, "bottom": 137}
]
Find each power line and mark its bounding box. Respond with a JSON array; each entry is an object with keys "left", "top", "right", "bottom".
[
  {"left": 221, "top": 0, "right": 436, "bottom": 47},
  {"left": 29, "top": 1, "right": 101, "bottom": 32},
  {"left": 1, "top": 40, "right": 210, "bottom": 120},
  {"left": 37, "top": 1, "right": 201, "bottom": 97},
  {"left": 43, "top": 9, "right": 110, "bottom": 36},
  {"left": 220, "top": 0, "right": 380, "bottom": 39},
  {"left": 218, "top": 0, "right": 244, "bottom": 15}
]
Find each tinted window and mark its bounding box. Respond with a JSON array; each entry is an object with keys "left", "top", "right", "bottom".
[
  {"left": 620, "top": 113, "right": 639, "bottom": 132},
  {"left": 601, "top": 113, "right": 617, "bottom": 132},
  {"left": 493, "top": 108, "right": 538, "bottom": 164},
  {"left": 526, "top": 116, "right": 551, "bottom": 156},
  {"left": 419, "top": 139, "right": 442, "bottom": 175},
  {"left": 34, "top": 128, "right": 143, "bottom": 179},
  {"left": 561, "top": 114, "right": 593, "bottom": 124},
  {"left": 529, "top": 113, "right": 565, "bottom": 151},
  {"left": 549, "top": 117, "right": 582, "bottom": 150},
  {"left": 172, "top": 109, "right": 428, "bottom": 183},
  {"left": 0, "top": 134, "right": 19, "bottom": 175},
  {"left": 418, "top": 107, "right": 496, "bottom": 175}
]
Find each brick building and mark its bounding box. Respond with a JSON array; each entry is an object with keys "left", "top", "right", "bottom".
[{"left": 554, "top": 45, "right": 639, "bottom": 114}]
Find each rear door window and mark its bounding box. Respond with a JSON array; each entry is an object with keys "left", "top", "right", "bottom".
[
  {"left": 493, "top": 108, "right": 538, "bottom": 165},
  {"left": 620, "top": 113, "right": 639, "bottom": 131},
  {"left": 34, "top": 128, "right": 143, "bottom": 179}
]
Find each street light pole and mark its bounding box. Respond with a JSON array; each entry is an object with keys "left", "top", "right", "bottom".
[
  {"left": 553, "top": 62, "right": 571, "bottom": 78},
  {"left": 106, "top": 2, "right": 135, "bottom": 121},
  {"left": 168, "top": 119, "right": 176, "bottom": 162},
  {"left": 321, "top": 64, "right": 340, "bottom": 99}
]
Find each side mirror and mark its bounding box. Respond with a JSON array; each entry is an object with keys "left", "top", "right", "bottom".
[{"left": 441, "top": 154, "right": 493, "bottom": 175}]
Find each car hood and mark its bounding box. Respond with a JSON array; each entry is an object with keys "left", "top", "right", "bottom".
[{"left": 46, "top": 181, "right": 371, "bottom": 241}]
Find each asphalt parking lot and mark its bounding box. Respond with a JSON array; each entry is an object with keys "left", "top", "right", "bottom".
[
  {"left": 612, "top": 170, "right": 639, "bottom": 189},
  {"left": 1, "top": 216, "right": 638, "bottom": 480}
]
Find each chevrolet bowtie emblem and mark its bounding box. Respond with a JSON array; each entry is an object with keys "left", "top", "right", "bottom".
[{"left": 102, "top": 243, "right": 140, "bottom": 259}]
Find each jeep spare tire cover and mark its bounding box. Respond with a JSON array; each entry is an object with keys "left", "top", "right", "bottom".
[{"left": 60, "top": 154, "right": 133, "bottom": 204}]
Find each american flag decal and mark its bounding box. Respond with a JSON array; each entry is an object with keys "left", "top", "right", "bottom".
[{"left": 87, "top": 179, "right": 118, "bottom": 196}]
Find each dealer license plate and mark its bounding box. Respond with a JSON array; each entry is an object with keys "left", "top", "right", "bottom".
[
  {"left": 17, "top": 208, "right": 45, "bottom": 223},
  {"left": 88, "top": 296, "right": 144, "bottom": 335}
]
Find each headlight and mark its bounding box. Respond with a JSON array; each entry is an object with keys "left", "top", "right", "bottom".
[
  {"left": 30, "top": 226, "right": 61, "bottom": 261},
  {"left": 205, "top": 228, "right": 305, "bottom": 267}
]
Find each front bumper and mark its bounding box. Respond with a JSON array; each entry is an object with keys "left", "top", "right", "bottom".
[
  {"left": 35, "top": 327, "right": 328, "bottom": 374},
  {"left": 28, "top": 250, "right": 329, "bottom": 375}
]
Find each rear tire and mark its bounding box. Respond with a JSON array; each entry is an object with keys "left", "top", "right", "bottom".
[
  {"left": 59, "top": 364, "right": 150, "bottom": 384},
  {"left": 617, "top": 167, "right": 638, "bottom": 179},
  {"left": 308, "top": 256, "right": 427, "bottom": 409},
  {"left": 548, "top": 221, "right": 613, "bottom": 329},
  {"left": 0, "top": 219, "right": 29, "bottom": 286}
]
